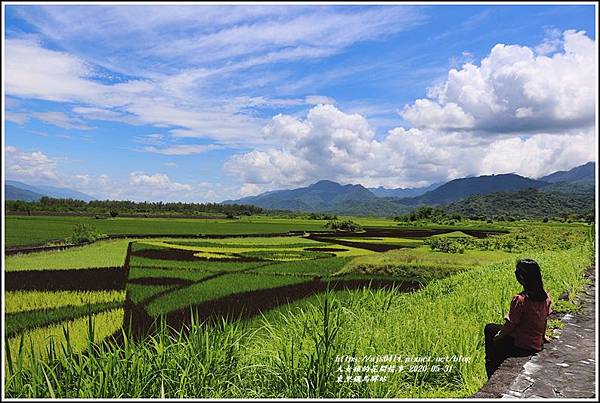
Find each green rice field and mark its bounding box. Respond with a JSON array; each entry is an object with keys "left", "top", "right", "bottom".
[{"left": 3, "top": 217, "right": 594, "bottom": 398}]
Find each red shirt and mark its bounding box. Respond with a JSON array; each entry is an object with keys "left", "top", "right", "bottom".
[{"left": 505, "top": 292, "right": 552, "bottom": 351}]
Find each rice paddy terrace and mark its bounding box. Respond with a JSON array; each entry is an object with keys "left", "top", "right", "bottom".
[
  {"left": 4, "top": 220, "right": 593, "bottom": 398},
  {"left": 5, "top": 227, "right": 503, "bottom": 349}
]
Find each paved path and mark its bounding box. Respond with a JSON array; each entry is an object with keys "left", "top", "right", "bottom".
[{"left": 474, "top": 268, "right": 596, "bottom": 399}]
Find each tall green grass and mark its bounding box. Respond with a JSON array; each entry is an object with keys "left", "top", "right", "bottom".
[
  {"left": 5, "top": 309, "right": 124, "bottom": 371},
  {"left": 5, "top": 243, "right": 592, "bottom": 398}
]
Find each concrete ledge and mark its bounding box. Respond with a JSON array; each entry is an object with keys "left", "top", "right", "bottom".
[{"left": 472, "top": 355, "right": 533, "bottom": 398}]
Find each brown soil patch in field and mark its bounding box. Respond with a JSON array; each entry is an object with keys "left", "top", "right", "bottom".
[
  {"left": 307, "top": 236, "right": 403, "bottom": 252},
  {"left": 303, "top": 247, "right": 349, "bottom": 252},
  {"left": 5, "top": 267, "right": 127, "bottom": 291},
  {"left": 131, "top": 247, "right": 263, "bottom": 263}
]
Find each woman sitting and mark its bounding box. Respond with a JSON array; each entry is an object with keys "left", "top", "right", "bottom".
[{"left": 484, "top": 258, "right": 552, "bottom": 378}]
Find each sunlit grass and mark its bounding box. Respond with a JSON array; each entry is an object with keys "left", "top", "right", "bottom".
[
  {"left": 5, "top": 290, "right": 126, "bottom": 314},
  {"left": 5, "top": 240, "right": 130, "bottom": 271},
  {"left": 5, "top": 243, "right": 592, "bottom": 398}
]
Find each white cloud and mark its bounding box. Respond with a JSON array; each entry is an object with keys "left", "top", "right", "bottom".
[
  {"left": 5, "top": 112, "right": 29, "bottom": 124},
  {"left": 32, "top": 111, "right": 92, "bottom": 130},
  {"left": 5, "top": 6, "right": 426, "bottom": 150},
  {"left": 5, "top": 145, "right": 59, "bottom": 182},
  {"left": 225, "top": 102, "right": 596, "bottom": 194},
  {"left": 305, "top": 95, "right": 336, "bottom": 105},
  {"left": 4, "top": 39, "right": 265, "bottom": 146},
  {"left": 128, "top": 171, "right": 192, "bottom": 191},
  {"left": 5, "top": 38, "right": 104, "bottom": 103},
  {"left": 141, "top": 144, "right": 222, "bottom": 156},
  {"left": 535, "top": 27, "right": 563, "bottom": 56},
  {"left": 401, "top": 99, "right": 475, "bottom": 130},
  {"left": 402, "top": 30, "right": 596, "bottom": 134}
]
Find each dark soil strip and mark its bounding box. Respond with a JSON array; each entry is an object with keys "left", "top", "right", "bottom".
[
  {"left": 131, "top": 248, "right": 262, "bottom": 263},
  {"left": 5, "top": 267, "right": 127, "bottom": 291},
  {"left": 307, "top": 235, "right": 404, "bottom": 252},
  {"left": 315, "top": 228, "right": 508, "bottom": 239},
  {"left": 303, "top": 247, "right": 349, "bottom": 252},
  {"left": 125, "top": 277, "right": 420, "bottom": 338}
]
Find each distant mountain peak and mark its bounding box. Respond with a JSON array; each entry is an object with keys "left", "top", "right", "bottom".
[
  {"left": 400, "top": 173, "right": 545, "bottom": 206},
  {"left": 539, "top": 161, "right": 595, "bottom": 184}
]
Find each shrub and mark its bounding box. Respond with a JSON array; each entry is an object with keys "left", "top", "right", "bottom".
[
  {"left": 324, "top": 220, "right": 362, "bottom": 232},
  {"left": 425, "top": 237, "right": 465, "bottom": 254},
  {"left": 66, "top": 224, "right": 102, "bottom": 244}
]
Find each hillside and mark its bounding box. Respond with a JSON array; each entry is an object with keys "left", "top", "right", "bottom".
[
  {"left": 368, "top": 182, "right": 442, "bottom": 198},
  {"left": 6, "top": 180, "right": 96, "bottom": 201},
  {"left": 227, "top": 180, "right": 377, "bottom": 210},
  {"left": 5, "top": 184, "right": 45, "bottom": 201},
  {"left": 539, "top": 161, "right": 595, "bottom": 184},
  {"left": 444, "top": 188, "right": 594, "bottom": 220},
  {"left": 400, "top": 174, "right": 546, "bottom": 206}
]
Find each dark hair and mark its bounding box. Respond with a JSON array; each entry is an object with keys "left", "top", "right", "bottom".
[{"left": 515, "top": 258, "right": 548, "bottom": 301}]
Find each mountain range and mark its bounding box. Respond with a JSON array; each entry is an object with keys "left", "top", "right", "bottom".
[
  {"left": 5, "top": 162, "right": 595, "bottom": 216},
  {"left": 5, "top": 180, "right": 96, "bottom": 202},
  {"left": 368, "top": 182, "right": 443, "bottom": 198},
  {"left": 225, "top": 162, "right": 595, "bottom": 215}
]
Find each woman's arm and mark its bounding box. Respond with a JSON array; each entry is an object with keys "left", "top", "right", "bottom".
[
  {"left": 543, "top": 317, "right": 551, "bottom": 343},
  {"left": 493, "top": 319, "right": 516, "bottom": 343}
]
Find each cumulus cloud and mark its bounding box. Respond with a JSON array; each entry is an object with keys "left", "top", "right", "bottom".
[
  {"left": 5, "top": 145, "right": 59, "bottom": 182},
  {"left": 402, "top": 30, "right": 596, "bottom": 134},
  {"left": 225, "top": 99, "right": 596, "bottom": 194},
  {"left": 129, "top": 172, "right": 192, "bottom": 191}
]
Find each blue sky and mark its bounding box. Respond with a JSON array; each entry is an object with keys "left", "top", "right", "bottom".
[{"left": 4, "top": 4, "right": 597, "bottom": 202}]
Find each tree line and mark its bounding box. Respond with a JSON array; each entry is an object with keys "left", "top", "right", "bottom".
[{"left": 6, "top": 197, "right": 264, "bottom": 217}]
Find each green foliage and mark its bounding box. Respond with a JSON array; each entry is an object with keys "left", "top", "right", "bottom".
[
  {"left": 308, "top": 213, "right": 338, "bottom": 220},
  {"left": 394, "top": 206, "right": 462, "bottom": 225},
  {"left": 425, "top": 237, "right": 465, "bottom": 254},
  {"left": 425, "top": 226, "right": 588, "bottom": 254},
  {"left": 65, "top": 224, "right": 102, "bottom": 244},
  {"left": 444, "top": 188, "right": 594, "bottom": 221},
  {"left": 6, "top": 197, "right": 264, "bottom": 217},
  {"left": 324, "top": 219, "right": 363, "bottom": 232}
]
